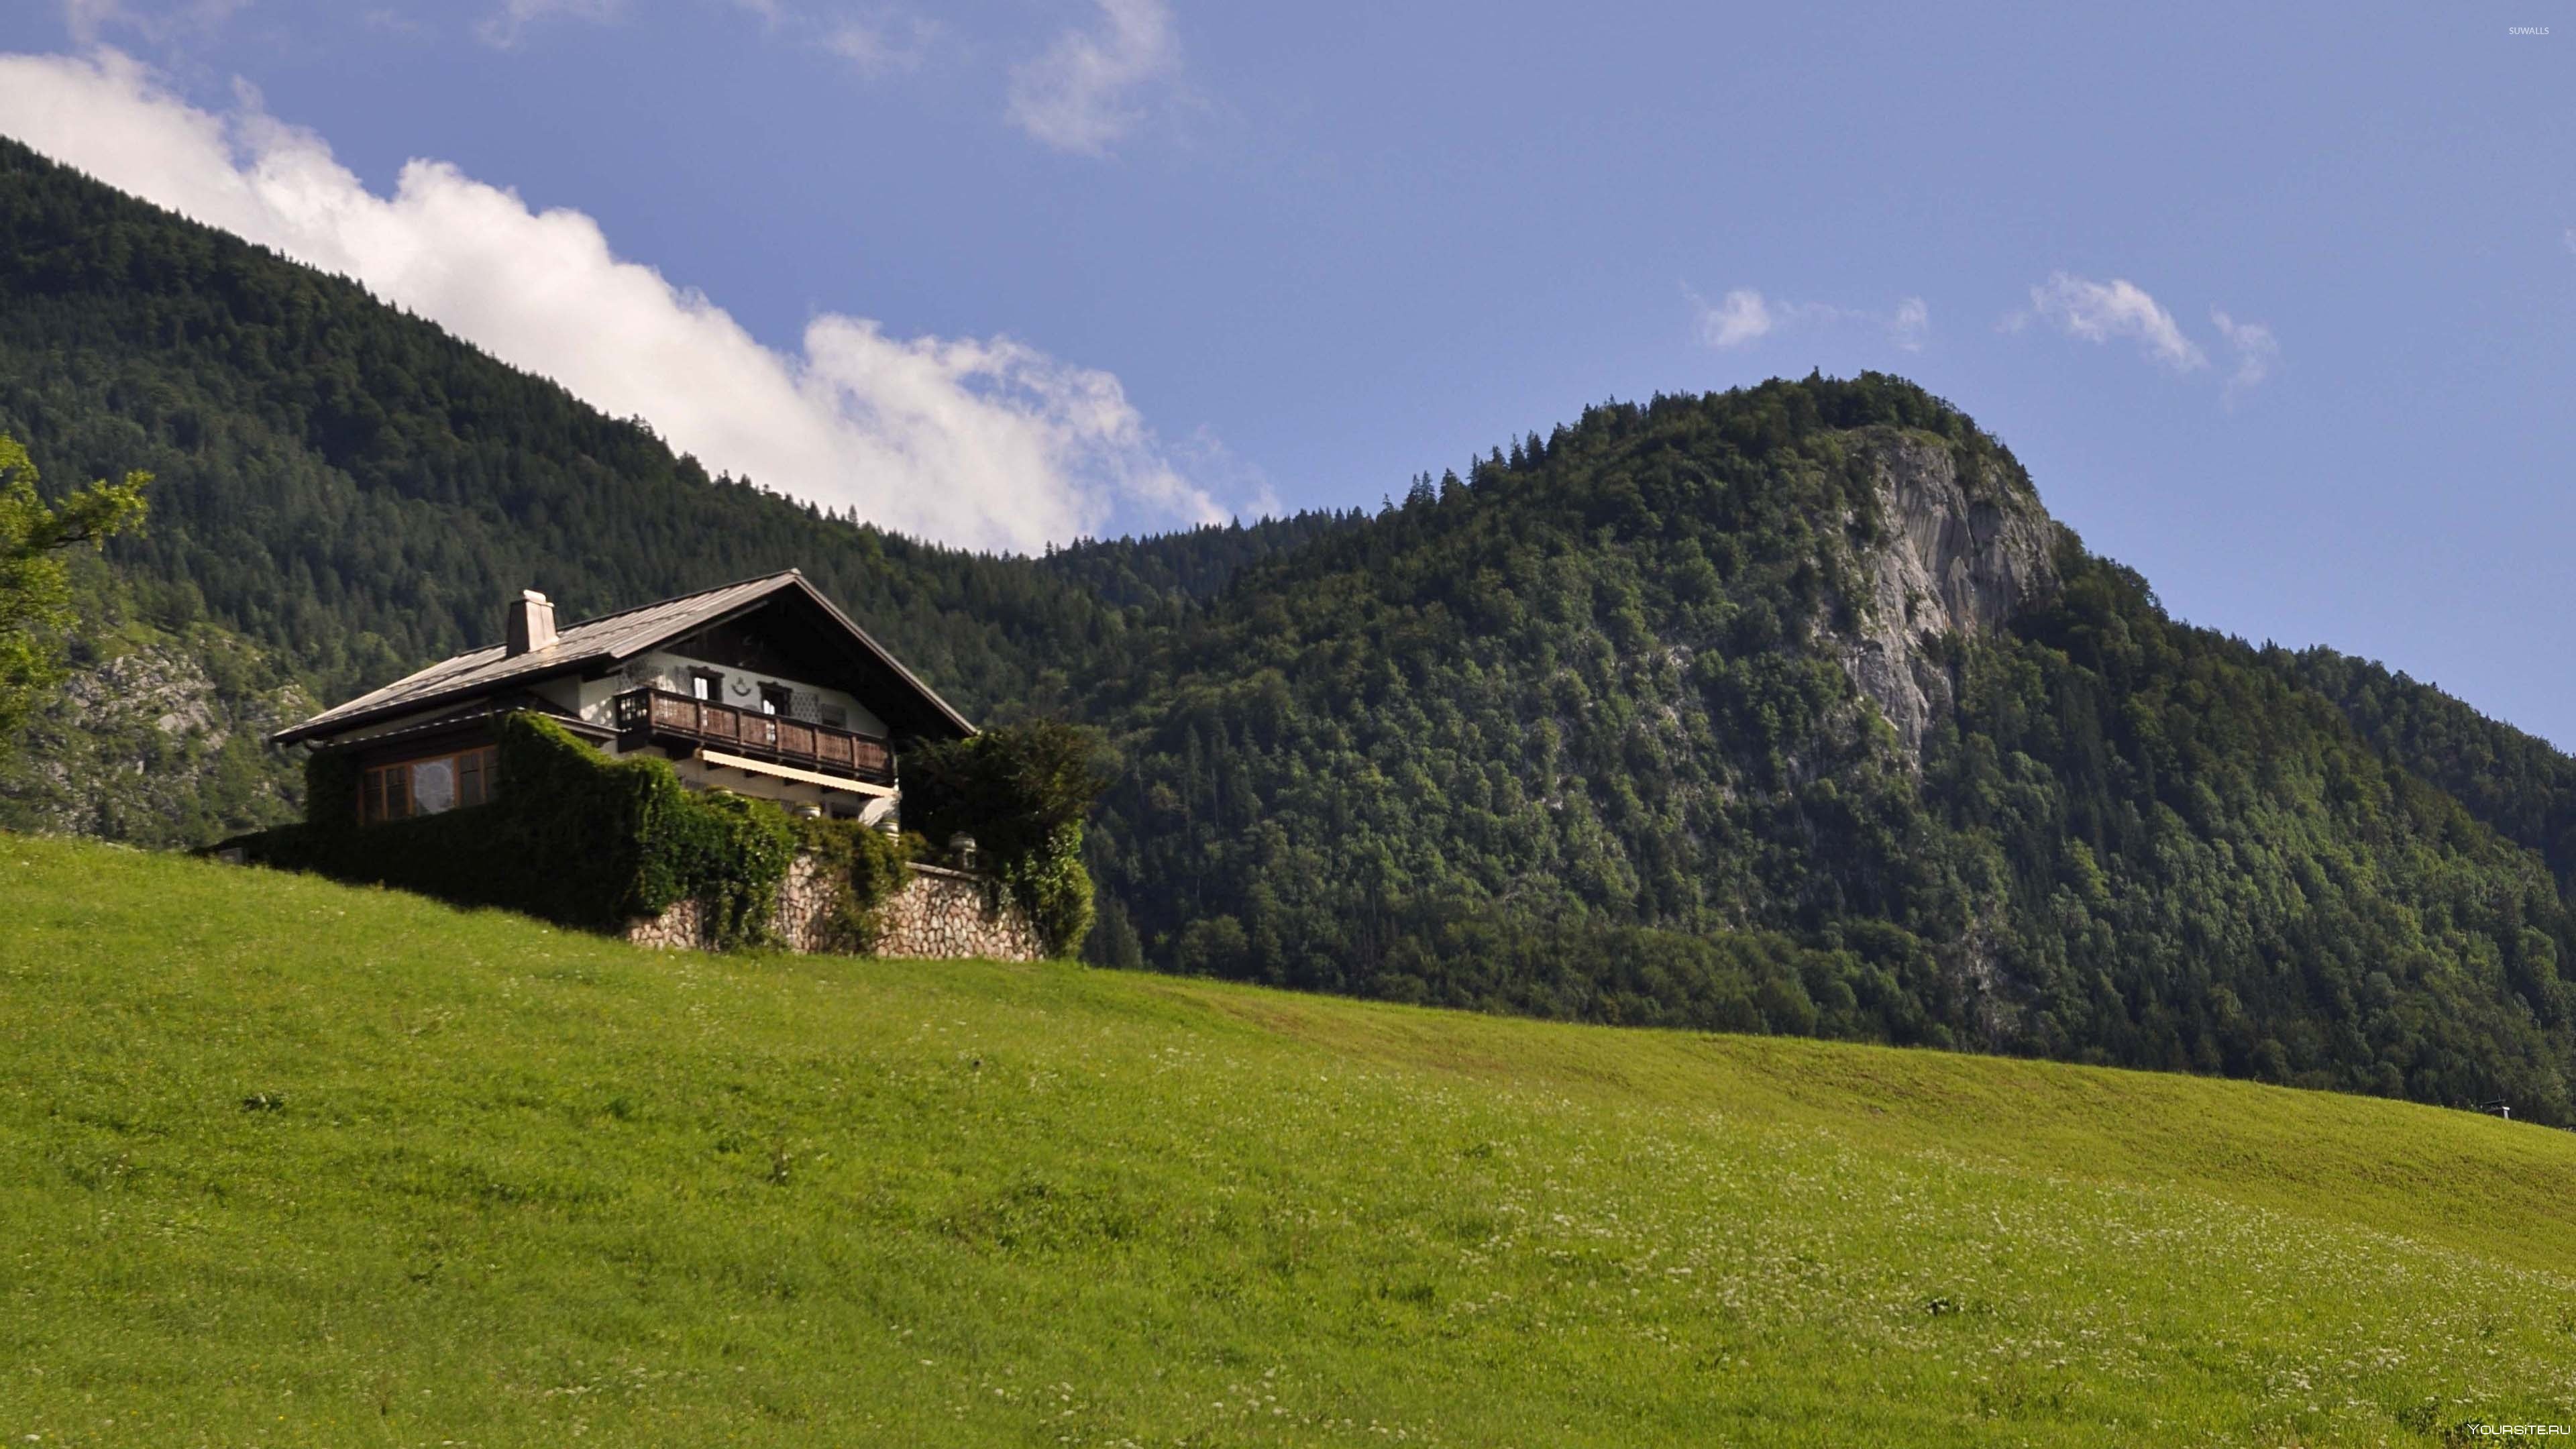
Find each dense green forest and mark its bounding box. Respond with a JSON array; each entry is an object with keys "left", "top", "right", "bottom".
[
  {"left": 2284, "top": 645, "right": 2576, "bottom": 893},
  {"left": 5, "top": 136, "right": 2574, "bottom": 1121}
]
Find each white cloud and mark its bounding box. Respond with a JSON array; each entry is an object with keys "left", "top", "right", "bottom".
[
  {"left": 0, "top": 48, "right": 1233, "bottom": 552},
  {"left": 1006, "top": 0, "right": 1180, "bottom": 157},
  {"left": 2209, "top": 309, "right": 2278, "bottom": 399},
  {"left": 1695, "top": 288, "right": 1775, "bottom": 349},
  {"left": 2021, "top": 272, "right": 2206, "bottom": 372},
  {"left": 1691, "top": 286, "right": 1927, "bottom": 352}
]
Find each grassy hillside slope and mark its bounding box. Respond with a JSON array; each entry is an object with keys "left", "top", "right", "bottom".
[{"left": 5, "top": 836, "right": 2573, "bottom": 1446}]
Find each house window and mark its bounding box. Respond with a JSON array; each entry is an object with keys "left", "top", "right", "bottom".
[
  {"left": 760, "top": 683, "right": 792, "bottom": 716},
  {"left": 458, "top": 747, "right": 492, "bottom": 808},
  {"left": 690, "top": 670, "right": 722, "bottom": 702},
  {"left": 360, "top": 745, "right": 499, "bottom": 824}
]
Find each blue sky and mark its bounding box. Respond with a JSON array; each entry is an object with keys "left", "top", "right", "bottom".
[{"left": 3, "top": 1, "right": 2574, "bottom": 742}]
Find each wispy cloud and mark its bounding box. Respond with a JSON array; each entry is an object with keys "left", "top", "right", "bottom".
[
  {"left": 1006, "top": 0, "right": 1181, "bottom": 157},
  {"left": 0, "top": 48, "right": 1238, "bottom": 551},
  {"left": 2010, "top": 272, "right": 2279, "bottom": 402},
  {"left": 1690, "top": 287, "right": 1929, "bottom": 352},
  {"left": 475, "top": 0, "right": 621, "bottom": 49},
  {"left": 62, "top": 0, "right": 250, "bottom": 46},
  {"left": 1169, "top": 425, "right": 1281, "bottom": 523},
  {"left": 468, "top": 0, "right": 943, "bottom": 79},
  {"left": 62, "top": 0, "right": 121, "bottom": 44},
  {"left": 1695, "top": 288, "right": 1776, "bottom": 348},
  {"left": 824, "top": 12, "right": 938, "bottom": 78},
  {"left": 2210, "top": 309, "right": 2278, "bottom": 400},
  {"left": 2017, "top": 272, "right": 2206, "bottom": 372},
  {"left": 1890, "top": 296, "right": 1929, "bottom": 353}
]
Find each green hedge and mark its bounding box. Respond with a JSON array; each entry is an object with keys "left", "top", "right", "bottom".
[
  {"left": 221, "top": 711, "right": 1113, "bottom": 955},
  {"left": 229, "top": 714, "right": 798, "bottom": 948}
]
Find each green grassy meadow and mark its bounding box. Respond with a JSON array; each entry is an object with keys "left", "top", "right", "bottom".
[{"left": 5, "top": 835, "right": 2575, "bottom": 1446}]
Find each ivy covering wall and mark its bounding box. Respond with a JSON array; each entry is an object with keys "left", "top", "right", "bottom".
[
  {"left": 225, "top": 712, "right": 1085, "bottom": 957},
  {"left": 791, "top": 813, "right": 916, "bottom": 954},
  {"left": 235, "top": 714, "right": 792, "bottom": 947}
]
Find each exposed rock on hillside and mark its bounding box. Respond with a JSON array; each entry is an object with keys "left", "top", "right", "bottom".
[
  {"left": 0, "top": 637, "right": 305, "bottom": 845},
  {"left": 1837, "top": 429, "right": 2060, "bottom": 755}
]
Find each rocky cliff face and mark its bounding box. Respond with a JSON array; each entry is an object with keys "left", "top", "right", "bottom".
[
  {"left": 1835, "top": 430, "right": 2061, "bottom": 755},
  {"left": 0, "top": 636, "right": 307, "bottom": 845}
]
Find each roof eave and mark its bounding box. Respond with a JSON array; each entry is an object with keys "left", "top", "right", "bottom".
[
  {"left": 297, "top": 699, "right": 617, "bottom": 754},
  {"left": 268, "top": 652, "right": 600, "bottom": 746},
  {"left": 784, "top": 574, "right": 979, "bottom": 738}
]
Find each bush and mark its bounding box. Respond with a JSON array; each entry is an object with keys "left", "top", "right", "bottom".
[{"left": 904, "top": 718, "right": 1107, "bottom": 957}]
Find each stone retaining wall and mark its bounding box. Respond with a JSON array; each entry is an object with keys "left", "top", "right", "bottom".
[
  {"left": 871, "top": 864, "right": 1048, "bottom": 960},
  {"left": 624, "top": 855, "right": 1044, "bottom": 961},
  {"left": 623, "top": 896, "right": 708, "bottom": 952}
]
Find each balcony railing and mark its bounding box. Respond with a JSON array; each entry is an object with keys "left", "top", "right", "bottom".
[{"left": 612, "top": 687, "right": 893, "bottom": 786}]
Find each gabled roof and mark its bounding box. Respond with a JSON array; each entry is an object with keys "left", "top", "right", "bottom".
[{"left": 273, "top": 570, "right": 976, "bottom": 746}]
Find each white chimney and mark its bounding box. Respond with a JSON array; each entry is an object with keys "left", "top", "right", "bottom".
[{"left": 505, "top": 590, "right": 557, "bottom": 656}]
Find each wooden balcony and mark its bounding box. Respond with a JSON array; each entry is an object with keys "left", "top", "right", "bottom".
[{"left": 613, "top": 687, "right": 894, "bottom": 786}]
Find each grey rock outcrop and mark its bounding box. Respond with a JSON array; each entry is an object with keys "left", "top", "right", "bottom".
[
  {"left": 0, "top": 637, "right": 307, "bottom": 843},
  {"left": 1835, "top": 429, "right": 2060, "bottom": 756}
]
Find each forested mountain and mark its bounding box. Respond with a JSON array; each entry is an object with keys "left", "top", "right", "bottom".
[
  {"left": 2282, "top": 645, "right": 2576, "bottom": 893},
  {"left": 1077, "top": 388, "right": 2576, "bottom": 1121},
  {"left": 6, "top": 135, "right": 2575, "bottom": 1120},
  {"left": 1044, "top": 512, "right": 1366, "bottom": 608}
]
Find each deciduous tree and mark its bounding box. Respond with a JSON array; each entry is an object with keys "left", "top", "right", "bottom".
[{"left": 0, "top": 434, "right": 148, "bottom": 757}]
